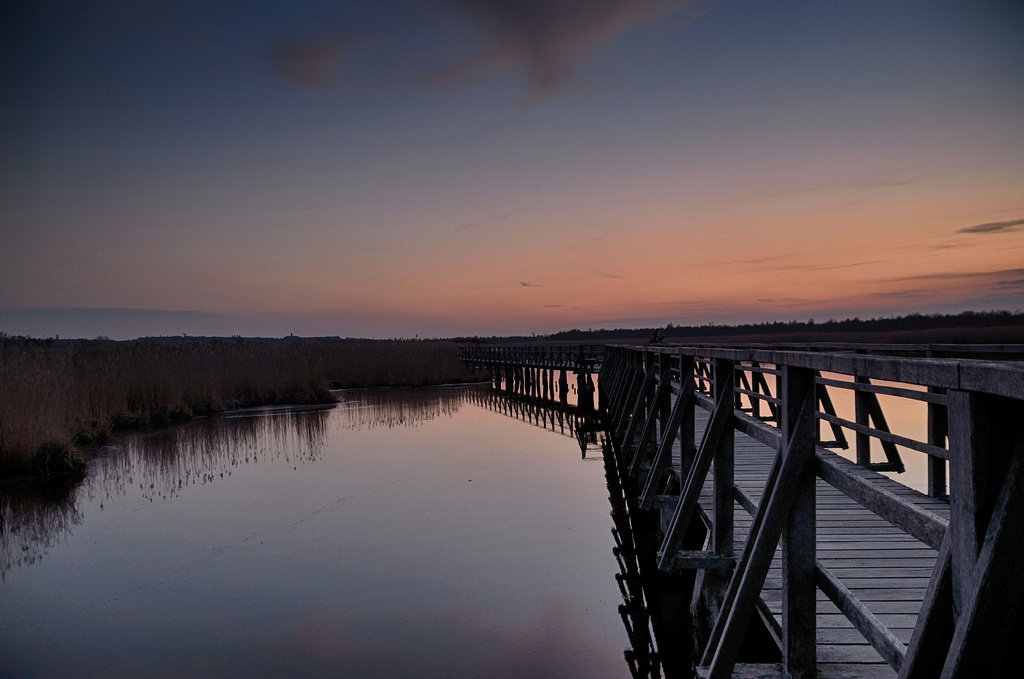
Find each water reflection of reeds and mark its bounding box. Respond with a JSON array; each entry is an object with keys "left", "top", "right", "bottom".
[
  {"left": 333, "top": 386, "right": 475, "bottom": 430},
  {"left": 1, "top": 386, "right": 481, "bottom": 580},
  {"left": 0, "top": 475, "right": 82, "bottom": 580},
  {"left": 89, "top": 405, "right": 334, "bottom": 504}
]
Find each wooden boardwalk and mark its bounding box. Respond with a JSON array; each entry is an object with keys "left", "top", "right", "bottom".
[
  {"left": 464, "top": 342, "right": 1024, "bottom": 678},
  {"left": 693, "top": 406, "right": 947, "bottom": 677}
]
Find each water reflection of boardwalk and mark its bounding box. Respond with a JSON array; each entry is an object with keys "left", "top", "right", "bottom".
[
  {"left": 465, "top": 342, "right": 1024, "bottom": 679},
  {"left": 468, "top": 386, "right": 667, "bottom": 679},
  {"left": 466, "top": 388, "right": 601, "bottom": 455}
]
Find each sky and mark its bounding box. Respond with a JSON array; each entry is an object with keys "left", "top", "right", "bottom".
[{"left": 2, "top": 0, "right": 1023, "bottom": 340}]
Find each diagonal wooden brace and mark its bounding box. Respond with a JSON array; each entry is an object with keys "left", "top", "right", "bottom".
[
  {"left": 639, "top": 372, "right": 696, "bottom": 510},
  {"left": 656, "top": 376, "right": 734, "bottom": 571},
  {"left": 620, "top": 363, "right": 657, "bottom": 443},
  {"left": 628, "top": 375, "right": 673, "bottom": 477},
  {"left": 703, "top": 368, "right": 817, "bottom": 679}
]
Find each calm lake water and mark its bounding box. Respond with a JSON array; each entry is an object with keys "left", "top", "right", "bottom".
[{"left": 1, "top": 385, "right": 636, "bottom": 679}]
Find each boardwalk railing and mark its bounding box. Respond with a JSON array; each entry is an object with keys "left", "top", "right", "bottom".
[
  {"left": 598, "top": 344, "right": 1024, "bottom": 678},
  {"left": 462, "top": 343, "right": 605, "bottom": 410}
]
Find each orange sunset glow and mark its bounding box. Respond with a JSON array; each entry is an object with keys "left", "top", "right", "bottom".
[{"left": 2, "top": 1, "right": 1022, "bottom": 339}]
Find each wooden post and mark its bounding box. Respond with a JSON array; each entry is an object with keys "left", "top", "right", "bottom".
[
  {"left": 659, "top": 352, "right": 672, "bottom": 444},
  {"left": 713, "top": 358, "right": 735, "bottom": 559},
  {"left": 928, "top": 387, "right": 948, "bottom": 498},
  {"left": 781, "top": 365, "right": 817, "bottom": 678},
  {"left": 750, "top": 362, "right": 762, "bottom": 420},
  {"left": 855, "top": 376, "right": 871, "bottom": 465},
  {"left": 948, "top": 390, "right": 1020, "bottom": 616},
  {"left": 941, "top": 420, "right": 1024, "bottom": 677},
  {"left": 680, "top": 354, "right": 696, "bottom": 474}
]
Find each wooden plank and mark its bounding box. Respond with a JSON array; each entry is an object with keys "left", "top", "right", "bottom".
[
  {"left": 816, "top": 375, "right": 947, "bottom": 405},
  {"left": 817, "top": 561, "right": 906, "bottom": 672},
  {"left": 815, "top": 451, "right": 947, "bottom": 549},
  {"left": 816, "top": 410, "right": 944, "bottom": 460},
  {"left": 699, "top": 662, "right": 897, "bottom": 679},
  {"left": 674, "top": 550, "right": 737, "bottom": 569}
]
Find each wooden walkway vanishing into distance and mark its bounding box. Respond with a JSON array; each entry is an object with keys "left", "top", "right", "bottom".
[{"left": 462, "top": 342, "right": 1024, "bottom": 679}]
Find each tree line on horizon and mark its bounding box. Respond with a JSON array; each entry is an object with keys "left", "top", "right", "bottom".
[{"left": 544, "top": 310, "right": 1024, "bottom": 343}]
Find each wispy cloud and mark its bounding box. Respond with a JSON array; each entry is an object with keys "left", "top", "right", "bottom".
[
  {"left": 886, "top": 268, "right": 1024, "bottom": 284},
  {"left": 756, "top": 297, "right": 808, "bottom": 304},
  {"left": 519, "top": 281, "right": 541, "bottom": 287},
  {"left": 435, "top": 0, "right": 709, "bottom": 101},
  {"left": 453, "top": 207, "right": 531, "bottom": 232},
  {"left": 273, "top": 32, "right": 355, "bottom": 89},
  {"left": 956, "top": 217, "right": 1024, "bottom": 234},
  {"left": 864, "top": 289, "right": 930, "bottom": 300},
  {"left": 750, "top": 258, "right": 896, "bottom": 274},
  {"left": 597, "top": 269, "right": 624, "bottom": 278}
]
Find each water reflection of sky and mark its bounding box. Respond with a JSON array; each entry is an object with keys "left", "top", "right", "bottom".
[{"left": 0, "top": 386, "right": 628, "bottom": 678}]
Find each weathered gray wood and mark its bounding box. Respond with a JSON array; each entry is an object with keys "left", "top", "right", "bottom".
[
  {"left": 609, "top": 357, "right": 635, "bottom": 416},
  {"left": 699, "top": 662, "right": 897, "bottom": 679},
  {"left": 941, "top": 413, "right": 1024, "bottom": 678},
  {"left": 817, "top": 410, "right": 943, "bottom": 460},
  {"left": 956, "top": 360, "right": 1024, "bottom": 400},
  {"left": 639, "top": 364, "right": 695, "bottom": 510},
  {"left": 518, "top": 341, "right": 1024, "bottom": 679},
  {"left": 927, "top": 388, "right": 948, "bottom": 499},
  {"left": 782, "top": 366, "right": 818, "bottom": 678},
  {"left": 898, "top": 532, "right": 953, "bottom": 679},
  {"left": 754, "top": 367, "right": 780, "bottom": 421},
  {"left": 657, "top": 367, "right": 734, "bottom": 571},
  {"left": 817, "top": 561, "right": 906, "bottom": 671},
  {"left": 714, "top": 358, "right": 735, "bottom": 559},
  {"left": 705, "top": 391, "right": 818, "bottom": 677},
  {"left": 627, "top": 372, "right": 672, "bottom": 477},
  {"left": 620, "top": 361, "right": 656, "bottom": 440},
  {"left": 816, "top": 379, "right": 849, "bottom": 449},
  {"left": 701, "top": 447, "right": 785, "bottom": 667},
  {"left": 946, "top": 390, "right": 1015, "bottom": 616},
  {"left": 675, "top": 550, "right": 737, "bottom": 569},
  {"left": 815, "top": 451, "right": 947, "bottom": 549},
  {"left": 613, "top": 364, "right": 644, "bottom": 433},
  {"left": 817, "top": 374, "right": 948, "bottom": 405}
]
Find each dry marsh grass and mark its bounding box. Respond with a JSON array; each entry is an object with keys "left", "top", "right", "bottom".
[{"left": 0, "top": 338, "right": 476, "bottom": 478}]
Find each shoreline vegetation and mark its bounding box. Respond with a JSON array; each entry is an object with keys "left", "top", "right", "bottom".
[
  {"left": 0, "top": 338, "right": 477, "bottom": 480},
  {"left": 3, "top": 311, "right": 1022, "bottom": 480}
]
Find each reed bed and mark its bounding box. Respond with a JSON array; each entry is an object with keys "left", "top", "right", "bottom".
[{"left": 0, "top": 338, "right": 476, "bottom": 478}]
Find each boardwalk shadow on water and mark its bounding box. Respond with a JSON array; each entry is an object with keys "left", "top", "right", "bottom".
[{"left": 1, "top": 387, "right": 471, "bottom": 582}]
